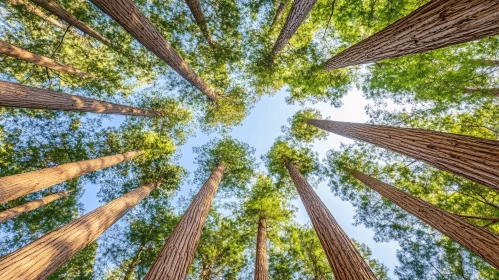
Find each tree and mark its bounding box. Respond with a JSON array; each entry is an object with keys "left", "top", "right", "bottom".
[
  {"left": 184, "top": 0, "right": 216, "bottom": 48},
  {"left": 284, "top": 109, "right": 327, "bottom": 143},
  {"left": 4, "top": 0, "right": 68, "bottom": 30},
  {"left": 270, "top": 0, "right": 291, "bottom": 29}
]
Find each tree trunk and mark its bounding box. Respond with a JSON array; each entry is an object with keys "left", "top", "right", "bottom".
[
  {"left": 270, "top": 0, "right": 290, "bottom": 29},
  {"left": 0, "top": 181, "right": 159, "bottom": 280},
  {"left": 89, "top": 0, "right": 219, "bottom": 101},
  {"left": 30, "top": 0, "right": 111, "bottom": 46},
  {"left": 0, "top": 40, "right": 97, "bottom": 79},
  {"left": 0, "top": 151, "right": 142, "bottom": 204},
  {"left": 271, "top": 0, "right": 318, "bottom": 57},
  {"left": 286, "top": 162, "right": 377, "bottom": 280},
  {"left": 0, "top": 190, "right": 72, "bottom": 223},
  {"left": 185, "top": 0, "right": 216, "bottom": 48},
  {"left": 350, "top": 170, "right": 499, "bottom": 270},
  {"left": 145, "top": 162, "right": 226, "bottom": 280},
  {"left": 124, "top": 224, "right": 154, "bottom": 280},
  {"left": 307, "top": 119, "right": 499, "bottom": 191},
  {"left": 464, "top": 88, "right": 499, "bottom": 97},
  {"left": 0, "top": 81, "right": 158, "bottom": 116},
  {"left": 254, "top": 218, "right": 269, "bottom": 280},
  {"left": 5, "top": 0, "right": 66, "bottom": 29},
  {"left": 325, "top": 0, "right": 499, "bottom": 70}
]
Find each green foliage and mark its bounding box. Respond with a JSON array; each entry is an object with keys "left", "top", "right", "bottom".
[{"left": 286, "top": 108, "right": 327, "bottom": 143}]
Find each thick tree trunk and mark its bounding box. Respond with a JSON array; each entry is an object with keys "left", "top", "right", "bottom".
[
  {"left": 0, "top": 40, "right": 97, "bottom": 79},
  {"left": 271, "top": 0, "right": 317, "bottom": 57},
  {"left": 0, "top": 190, "right": 72, "bottom": 223},
  {"left": 145, "top": 162, "right": 226, "bottom": 280},
  {"left": 307, "top": 119, "right": 499, "bottom": 191},
  {"left": 0, "top": 181, "right": 159, "bottom": 280},
  {"left": 90, "top": 0, "right": 219, "bottom": 101},
  {"left": 5, "top": 0, "right": 66, "bottom": 29},
  {"left": 464, "top": 88, "right": 499, "bottom": 97},
  {"left": 0, "top": 151, "right": 142, "bottom": 204},
  {"left": 185, "top": 0, "right": 216, "bottom": 48},
  {"left": 286, "top": 162, "right": 377, "bottom": 280},
  {"left": 325, "top": 0, "right": 499, "bottom": 70},
  {"left": 350, "top": 170, "right": 499, "bottom": 270},
  {"left": 0, "top": 81, "right": 158, "bottom": 116},
  {"left": 254, "top": 218, "right": 269, "bottom": 280},
  {"left": 270, "top": 0, "right": 290, "bottom": 28},
  {"left": 30, "top": 0, "right": 111, "bottom": 46}
]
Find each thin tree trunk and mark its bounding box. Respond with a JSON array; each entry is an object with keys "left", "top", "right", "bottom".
[
  {"left": 0, "top": 81, "right": 158, "bottom": 116},
  {"left": 90, "top": 0, "right": 219, "bottom": 101},
  {"left": 0, "top": 151, "right": 142, "bottom": 204},
  {"left": 325, "top": 0, "right": 499, "bottom": 70},
  {"left": 254, "top": 218, "right": 269, "bottom": 280},
  {"left": 185, "top": 0, "right": 216, "bottom": 48},
  {"left": 271, "top": 0, "right": 318, "bottom": 57},
  {"left": 307, "top": 119, "right": 499, "bottom": 191},
  {"left": 5, "top": 0, "right": 66, "bottom": 29},
  {"left": 145, "top": 162, "right": 226, "bottom": 280},
  {"left": 0, "top": 181, "right": 159, "bottom": 280},
  {"left": 0, "top": 40, "right": 97, "bottom": 79},
  {"left": 30, "top": 0, "right": 111, "bottom": 46},
  {"left": 0, "top": 190, "right": 72, "bottom": 223},
  {"left": 286, "top": 162, "right": 377, "bottom": 280},
  {"left": 270, "top": 0, "right": 290, "bottom": 28},
  {"left": 350, "top": 170, "right": 499, "bottom": 270},
  {"left": 464, "top": 88, "right": 499, "bottom": 97},
  {"left": 124, "top": 223, "right": 154, "bottom": 280}
]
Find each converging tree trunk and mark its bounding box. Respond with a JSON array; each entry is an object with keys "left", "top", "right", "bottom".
[
  {"left": 254, "top": 218, "right": 269, "bottom": 280},
  {"left": 0, "top": 181, "right": 159, "bottom": 279},
  {"left": 30, "top": 0, "right": 111, "bottom": 46},
  {"left": 308, "top": 119, "right": 499, "bottom": 191},
  {"left": 145, "top": 162, "right": 226, "bottom": 279},
  {"left": 124, "top": 223, "right": 155, "bottom": 280},
  {"left": 0, "top": 81, "right": 158, "bottom": 116},
  {"left": 0, "top": 190, "right": 72, "bottom": 224},
  {"left": 286, "top": 162, "right": 377, "bottom": 280},
  {"left": 90, "top": 0, "right": 219, "bottom": 101},
  {"left": 350, "top": 170, "right": 499, "bottom": 270},
  {"left": 325, "top": 0, "right": 499, "bottom": 70},
  {"left": 185, "top": 0, "right": 216, "bottom": 48},
  {"left": 464, "top": 88, "right": 499, "bottom": 97},
  {"left": 270, "top": 0, "right": 291, "bottom": 29},
  {"left": 271, "top": 0, "right": 317, "bottom": 57},
  {"left": 0, "top": 40, "right": 97, "bottom": 79},
  {"left": 0, "top": 151, "right": 143, "bottom": 204},
  {"left": 5, "top": 0, "right": 66, "bottom": 29}
]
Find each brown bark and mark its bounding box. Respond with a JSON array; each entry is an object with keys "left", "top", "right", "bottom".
[
  {"left": 0, "top": 81, "right": 158, "bottom": 116},
  {"left": 90, "top": 0, "right": 219, "bottom": 101},
  {"left": 307, "top": 119, "right": 499, "bottom": 191},
  {"left": 185, "top": 0, "right": 216, "bottom": 48},
  {"left": 325, "top": 0, "right": 499, "bottom": 70},
  {"left": 145, "top": 162, "right": 226, "bottom": 280},
  {"left": 464, "top": 88, "right": 499, "bottom": 97},
  {"left": 254, "top": 218, "right": 269, "bottom": 280},
  {"left": 271, "top": 0, "right": 318, "bottom": 57},
  {"left": 0, "top": 151, "right": 143, "bottom": 204},
  {"left": 286, "top": 162, "right": 377, "bottom": 280},
  {"left": 5, "top": 0, "right": 66, "bottom": 29},
  {"left": 0, "top": 181, "right": 159, "bottom": 279},
  {"left": 270, "top": 0, "right": 291, "bottom": 28},
  {"left": 0, "top": 190, "right": 72, "bottom": 224},
  {"left": 350, "top": 170, "right": 499, "bottom": 270},
  {"left": 0, "top": 40, "right": 97, "bottom": 79},
  {"left": 30, "top": 0, "right": 111, "bottom": 46}
]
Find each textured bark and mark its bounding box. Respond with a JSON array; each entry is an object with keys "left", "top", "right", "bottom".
[
  {"left": 308, "top": 119, "right": 499, "bottom": 191},
  {"left": 351, "top": 170, "right": 499, "bottom": 270},
  {"left": 0, "top": 181, "right": 159, "bottom": 280},
  {"left": 271, "top": 0, "right": 317, "bottom": 57},
  {"left": 254, "top": 218, "right": 269, "bottom": 280},
  {"left": 270, "top": 0, "right": 291, "bottom": 28},
  {"left": 286, "top": 163, "right": 377, "bottom": 280},
  {"left": 145, "top": 162, "right": 226, "bottom": 280},
  {"left": 0, "top": 190, "right": 72, "bottom": 224},
  {"left": 0, "top": 151, "right": 142, "bottom": 204},
  {"left": 325, "top": 0, "right": 499, "bottom": 70},
  {"left": 0, "top": 40, "right": 97, "bottom": 79},
  {"left": 0, "top": 81, "right": 158, "bottom": 116},
  {"left": 185, "top": 0, "right": 216, "bottom": 48},
  {"left": 464, "top": 88, "right": 499, "bottom": 97},
  {"left": 90, "top": 0, "right": 219, "bottom": 101},
  {"left": 31, "top": 0, "right": 111, "bottom": 46},
  {"left": 5, "top": 0, "right": 67, "bottom": 29}
]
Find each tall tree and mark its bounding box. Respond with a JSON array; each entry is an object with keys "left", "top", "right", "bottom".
[
  {"left": 184, "top": 0, "right": 216, "bottom": 48},
  {"left": 270, "top": 0, "right": 291, "bottom": 29},
  {"left": 4, "top": 0, "right": 67, "bottom": 29}
]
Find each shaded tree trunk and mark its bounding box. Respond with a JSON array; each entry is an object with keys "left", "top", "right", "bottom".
[
  {"left": 0, "top": 40, "right": 97, "bottom": 79},
  {"left": 271, "top": 0, "right": 318, "bottom": 57},
  {"left": 286, "top": 162, "right": 377, "bottom": 280},
  {"left": 0, "top": 81, "right": 158, "bottom": 116},
  {"left": 124, "top": 223, "right": 155, "bottom": 280},
  {"left": 185, "top": 0, "right": 216, "bottom": 48},
  {"left": 90, "top": 0, "right": 219, "bottom": 101},
  {"left": 307, "top": 119, "right": 499, "bottom": 191},
  {"left": 254, "top": 218, "right": 269, "bottom": 280},
  {"left": 325, "top": 0, "right": 499, "bottom": 70},
  {"left": 270, "top": 0, "right": 291, "bottom": 29},
  {"left": 0, "top": 181, "right": 159, "bottom": 279},
  {"left": 464, "top": 88, "right": 499, "bottom": 97},
  {"left": 145, "top": 162, "right": 226, "bottom": 280},
  {"left": 0, "top": 190, "right": 72, "bottom": 223},
  {"left": 31, "top": 0, "right": 111, "bottom": 46},
  {"left": 0, "top": 151, "right": 142, "bottom": 204},
  {"left": 350, "top": 170, "right": 499, "bottom": 270},
  {"left": 5, "top": 0, "right": 66, "bottom": 29}
]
